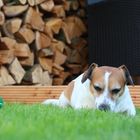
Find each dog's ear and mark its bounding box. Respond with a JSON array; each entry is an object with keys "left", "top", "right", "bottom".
[
  {"left": 81, "top": 63, "right": 98, "bottom": 83},
  {"left": 119, "top": 65, "right": 134, "bottom": 85}
]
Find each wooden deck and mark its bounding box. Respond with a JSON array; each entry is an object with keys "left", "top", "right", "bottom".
[{"left": 0, "top": 86, "right": 139, "bottom": 107}]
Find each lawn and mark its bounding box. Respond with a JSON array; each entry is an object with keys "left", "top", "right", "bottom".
[{"left": 0, "top": 104, "right": 140, "bottom": 140}]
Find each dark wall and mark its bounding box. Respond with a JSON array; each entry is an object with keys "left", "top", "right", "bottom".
[{"left": 88, "top": 0, "right": 140, "bottom": 75}]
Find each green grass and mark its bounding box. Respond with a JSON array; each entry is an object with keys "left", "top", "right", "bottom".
[{"left": 0, "top": 104, "right": 140, "bottom": 140}]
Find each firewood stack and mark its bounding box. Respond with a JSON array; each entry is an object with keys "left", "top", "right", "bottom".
[{"left": 0, "top": 0, "right": 88, "bottom": 86}]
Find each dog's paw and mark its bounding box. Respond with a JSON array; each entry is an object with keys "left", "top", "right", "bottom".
[{"left": 127, "top": 108, "right": 136, "bottom": 117}]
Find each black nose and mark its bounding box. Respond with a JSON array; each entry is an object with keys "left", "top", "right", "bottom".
[{"left": 98, "top": 104, "right": 110, "bottom": 111}]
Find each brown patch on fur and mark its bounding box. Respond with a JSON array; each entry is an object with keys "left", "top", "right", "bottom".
[
  {"left": 90, "top": 66, "right": 126, "bottom": 97},
  {"left": 109, "top": 69, "right": 126, "bottom": 90},
  {"left": 63, "top": 81, "right": 75, "bottom": 101},
  {"left": 90, "top": 67, "right": 106, "bottom": 88},
  {"left": 90, "top": 82, "right": 95, "bottom": 95}
]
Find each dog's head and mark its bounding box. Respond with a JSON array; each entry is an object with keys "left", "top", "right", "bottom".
[{"left": 81, "top": 63, "right": 134, "bottom": 112}]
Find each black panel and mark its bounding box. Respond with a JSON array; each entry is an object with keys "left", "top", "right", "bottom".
[{"left": 88, "top": 0, "right": 140, "bottom": 75}]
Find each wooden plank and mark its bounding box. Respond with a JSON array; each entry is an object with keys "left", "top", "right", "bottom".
[{"left": 0, "top": 86, "right": 139, "bottom": 107}]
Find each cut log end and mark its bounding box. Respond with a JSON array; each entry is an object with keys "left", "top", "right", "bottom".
[{"left": 0, "top": 11, "right": 5, "bottom": 25}]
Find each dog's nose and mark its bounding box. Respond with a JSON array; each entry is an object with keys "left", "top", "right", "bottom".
[{"left": 98, "top": 104, "right": 110, "bottom": 111}]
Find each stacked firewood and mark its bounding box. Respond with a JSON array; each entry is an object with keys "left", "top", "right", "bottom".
[{"left": 0, "top": 0, "right": 88, "bottom": 86}]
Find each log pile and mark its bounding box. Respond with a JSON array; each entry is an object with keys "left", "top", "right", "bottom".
[{"left": 0, "top": 0, "right": 88, "bottom": 86}]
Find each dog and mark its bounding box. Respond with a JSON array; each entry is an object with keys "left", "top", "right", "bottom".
[{"left": 43, "top": 63, "right": 136, "bottom": 116}]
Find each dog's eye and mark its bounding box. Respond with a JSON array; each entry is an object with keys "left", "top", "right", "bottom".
[
  {"left": 111, "top": 88, "right": 121, "bottom": 94},
  {"left": 94, "top": 86, "right": 102, "bottom": 92}
]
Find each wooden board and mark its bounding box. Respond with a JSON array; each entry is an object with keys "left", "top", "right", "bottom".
[{"left": 0, "top": 86, "right": 140, "bottom": 107}]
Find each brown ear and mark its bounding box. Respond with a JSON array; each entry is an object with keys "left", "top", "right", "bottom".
[
  {"left": 81, "top": 63, "right": 98, "bottom": 83},
  {"left": 119, "top": 65, "right": 134, "bottom": 85}
]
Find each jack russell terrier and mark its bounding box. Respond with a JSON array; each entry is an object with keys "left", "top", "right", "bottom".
[{"left": 43, "top": 63, "right": 136, "bottom": 116}]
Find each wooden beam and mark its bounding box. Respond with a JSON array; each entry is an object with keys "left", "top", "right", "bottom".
[{"left": 0, "top": 86, "right": 139, "bottom": 107}]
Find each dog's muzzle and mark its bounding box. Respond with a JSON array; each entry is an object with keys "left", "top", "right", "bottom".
[{"left": 98, "top": 104, "right": 110, "bottom": 111}]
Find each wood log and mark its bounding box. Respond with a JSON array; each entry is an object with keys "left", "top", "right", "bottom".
[
  {"left": 0, "top": 50, "right": 14, "bottom": 64},
  {"left": 61, "top": 22, "right": 71, "bottom": 44},
  {"left": 2, "top": 20, "right": 14, "bottom": 39},
  {"left": 38, "top": 47, "right": 54, "bottom": 57},
  {"left": 35, "top": 31, "right": 51, "bottom": 50},
  {"left": 70, "top": 37, "right": 87, "bottom": 49},
  {"left": 53, "top": 63, "right": 69, "bottom": 80},
  {"left": 0, "top": 0, "right": 3, "bottom": 9},
  {"left": 51, "top": 40, "right": 65, "bottom": 53},
  {"left": 0, "top": 37, "right": 16, "bottom": 50},
  {"left": 77, "top": 9, "right": 86, "bottom": 18},
  {"left": 40, "top": 0, "right": 54, "bottom": 12},
  {"left": 45, "top": 18, "right": 62, "bottom": 34},
  {"left": 67, "top": 38, "right": 87, "bottom": 64},
  {"left": 53, "top": 77, "right": 64, "bottom": 85},
  {"left": 66, "top": 64, "right": 82, "bottom": 74},
  {"left": 0, "top": 0, "right": 87, "bottom": 86},
  {"left": 71, "top": 0, "right": 79, "bottom": 11},
  {"left": 2, "top": 18, "right": 22, "bottom": 39},
  {"left": 19, "top": 0, "right": 27, "bottom": 5},
  {"left": 53, "top": 63, "right": 64, "bottom": 71},
  {"left": 19, "top": 51, "right": 34, "bottom": 66},
  {"left": 53, "top": 0, "right": 64, "bottom": 5},
  {"left": 8, "top": 57, "right": 26, "bottom": 84},
  {"left": 3, "top": 5, "right": 29, "bottom": 17},
  {"left": 52, "top": 5, "right": 65, "bottom": 18},
  {"left": 0, "top": 66, "right": 16, "bottom": 86},
  {"left": 79, "top": 0, "right": 86, "bottom": 8},
  {"left": 25, "top": 7, "right": 45, "bottom": 31},
  {"left": 52, "top": 63, "right": 64, "bottom": 76},
  {"left": 78, "top": 46, "right": 88, "bottom": 61},
  {"left": 39, "top": 57, "right": 53, "bottom": 73},
  {"left": 44, "top": 24, "right": 53, "bottom": 39},
  {"left": 28, "top": 0, "right": 45, "bottom": 6},
  {"left": 35, "top": 0, "right": 46, "bottom": 5},
  {"left": 68, "top": 49, "right": 82, "bottom": 64},
  {"left": 52, "top": 67, "right": 61, "bottom": 76},
  {"left": 0, "top": 11, "right": 5, "bottom": 25},
  {"left": 54, "top": 50, "right": 67, "bottom": 65},
  {"left": 63, "top": 1, "right": 71, "bottom": 11},
  {"left": 71, "top": 38, "right": 87, "bottom": 60},
  {"left": 65, "top": 45, "right": 72, "bottom": 59},
  {"left": 13, "top": 43, "right": 31, "bottom": 57},
  {"left": 41, "top": 71, "right": 52, "bottom": 85},
  {"left": 64, "top": 16, "right": 87, "bottom": 40},
  {"left": 10, "top": 18, "right": 22, "bottom": 34},
  {"left": 27, "top": 0, "right": 35, "bottom": 6},
  {"left": 15, "top": 26, "right": 35, "bottom": 44},
  {"left": 59, "top": 71, "right": 71, "bottom": 82},
  {"left": 23, "top": 64, "right": 43, "bottom": 84}
]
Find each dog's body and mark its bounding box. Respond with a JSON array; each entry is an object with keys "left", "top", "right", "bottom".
[{"left": 43, "top": 64, "right": 136, "bottom": 116}]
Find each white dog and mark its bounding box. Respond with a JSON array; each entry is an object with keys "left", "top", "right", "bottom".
[{"left": 43, "top": 63, "right": 136, "bottom": 116}]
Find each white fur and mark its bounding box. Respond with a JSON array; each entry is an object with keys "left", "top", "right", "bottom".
[
  {"left": 95, "top": 72, "right": 116, "bottom": 111},
  {"left": 114, "top": 86, "right": 136, "bottom": 116},
  {"left": 43, "top": 73, "right": 95, "bottom": 109},
  {"left": 95, "top": 73, "right": 110, "bottom": 107},
  {"left": 42, "top": 92, "right": 70, "bottom": 108}
]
